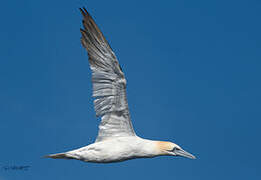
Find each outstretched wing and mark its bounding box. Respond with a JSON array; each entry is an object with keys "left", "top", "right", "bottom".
[{"left": 79, "top": 8, "right": 136, "bottom": 142}]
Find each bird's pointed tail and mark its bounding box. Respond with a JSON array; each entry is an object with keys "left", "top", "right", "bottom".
[{"left": 43, "top": 152, "right": 76, "bottom": 160}]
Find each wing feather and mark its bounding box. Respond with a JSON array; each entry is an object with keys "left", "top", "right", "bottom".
[{"left": 79, "top": 7, "right": 136, "bottom": 142}]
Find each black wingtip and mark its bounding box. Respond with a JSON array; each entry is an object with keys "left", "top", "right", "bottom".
[
  {"left": 79, "top": 7, "right": 85, "bottom": 16},
  {"left": 79, "top": 7, "right": 90, "bottom": 16},
  {"left": 83, "top": 7, "right": 88, "bottom": 14}
]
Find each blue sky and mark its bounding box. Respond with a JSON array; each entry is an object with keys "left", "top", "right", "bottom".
[{"left": 0, "top": 0, "right": 260, "bottom": 179}]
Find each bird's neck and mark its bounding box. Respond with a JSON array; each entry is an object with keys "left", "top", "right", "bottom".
[{"left": 137, "top": 138, "right": 170, "bottom": 157}]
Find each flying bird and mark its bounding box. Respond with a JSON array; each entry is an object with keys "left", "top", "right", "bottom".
[{"left": 45, "top": 7, "right": 196, "bottom": 163}]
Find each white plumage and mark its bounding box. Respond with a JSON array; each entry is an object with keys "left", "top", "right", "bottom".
[{"left": 45, "top": 7, "right": 195, "bottom": 163}]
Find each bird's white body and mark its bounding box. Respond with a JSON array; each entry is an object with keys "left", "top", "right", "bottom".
[
  {"left": 65, "top": 137, "right": 160, "bottom": 163},
  {"left": 45, "top": 8, "right": 195, "bottom": 163}
]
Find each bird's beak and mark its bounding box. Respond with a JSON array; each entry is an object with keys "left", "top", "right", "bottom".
[{"left": 174, "top": 149, "right": 196, "bottom": 159}]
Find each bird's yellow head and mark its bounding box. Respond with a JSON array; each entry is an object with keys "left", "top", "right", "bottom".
[{"left": 156, "top": 141, "right": 196, "bottom": 159}]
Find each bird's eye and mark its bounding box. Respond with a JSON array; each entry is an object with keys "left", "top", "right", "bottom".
[{"left": 172, "top": 147, "right": 180, "bottom": 152}]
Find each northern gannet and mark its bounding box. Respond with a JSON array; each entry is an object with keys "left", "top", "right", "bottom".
[{"left": 45, "top": 7, "right": 196, "bottom": 163}]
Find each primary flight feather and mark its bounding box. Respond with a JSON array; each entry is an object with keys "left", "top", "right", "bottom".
[{"left": 45, "top": 7, "right": 195, "bottom": 163}]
